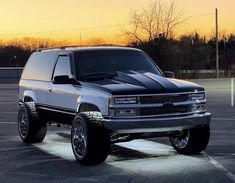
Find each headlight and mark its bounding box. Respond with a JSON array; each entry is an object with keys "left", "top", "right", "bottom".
[
  {"left": 189, "top": 93, "right": 205, "bottom": 100},
  {"left": 114, "top": 97, "right": 137, "bottom": 104},
  {"left": 191, "top": 104, "right": 205, "bottom": 113}
]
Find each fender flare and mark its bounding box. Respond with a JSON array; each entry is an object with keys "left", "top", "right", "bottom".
[
  {"left": 76, "top": 95, "right": 109, "bottom": 116},
  {"left": 23, "top": 91, "right": 37, "bottom": 103},
  {"left": 77, "top": 103, "right": 101, "bottom": 113}
]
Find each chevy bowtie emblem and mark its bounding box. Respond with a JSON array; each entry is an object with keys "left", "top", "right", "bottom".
[
  {"left": 164, "top": 96, "right": 172, "bottom": 102},
  {"left": 162, "top": 101, "right": 174, "bottom": 108}
]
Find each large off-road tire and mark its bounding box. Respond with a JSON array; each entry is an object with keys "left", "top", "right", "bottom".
[
  {"left": 169, "top": 125, "right": 210, "bottom": 154},
  {"left": 18, "top": 102, "right": 47, "bottom": 143},
  {"left": 71, "top": 112, "right": 110, "bottom": 165}
]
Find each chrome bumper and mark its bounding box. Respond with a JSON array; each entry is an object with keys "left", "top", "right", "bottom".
[{"left": 102, "top": 112, "right": 211, "bottom": 134}]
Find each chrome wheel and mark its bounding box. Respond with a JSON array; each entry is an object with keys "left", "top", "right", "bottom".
[
  {"left": 71, "top": 113, "right": 110, "bottom": 165},
  {"left": 18, "top": 108, "right": 28, "bottom": 138},
  {"left": 72, "top": 119, "right": 87, "bottom": 159},
  {"left": 170, "top": 129, "right": 189, "bottom": 149}
]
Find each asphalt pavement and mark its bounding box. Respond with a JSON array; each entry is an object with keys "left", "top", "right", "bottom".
[{"left": 0, "top": 78, "right": 234, "bottom": 183}]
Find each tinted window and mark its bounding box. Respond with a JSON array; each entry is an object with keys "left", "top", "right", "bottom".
[
  {"left": 53, "top": 56, "right": 73, "bottom": 78},
  {"left": 21, "top": 52, "right": 57, "bottom": 81},
  {"left": 74, "top": 50, "right": 162, "bottom": 81}
]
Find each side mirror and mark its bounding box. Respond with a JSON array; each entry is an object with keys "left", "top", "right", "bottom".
[
  {"left": 164, "top": 71, "right": 174, "bottom": 78},
  {"left": 53, "top": 75, "right": 76, "bottom": 84}
]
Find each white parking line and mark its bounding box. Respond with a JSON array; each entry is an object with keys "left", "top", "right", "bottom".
[
  {"left": 212, "top": 117, "right": 235, "bottom": 121},
  {"left": 0, "top": 112, "right": 17, "bottom": 114},
  {"left": 232, "top": 78, "right": 234, "bottom": 107},
  {"left": 211, "top": 131, "right": 235, "bottom": 134},
  {"left": 202, "top": 152, "right": 235, "bottom": 182},
  {"left": 214, "top": 153, "right": 235, "bottom": 156},
  {"left": 0, "top": 122, "right": 17, "bottom": 124}
]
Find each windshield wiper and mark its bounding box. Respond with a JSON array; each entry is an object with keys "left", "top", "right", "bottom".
[{"left": 84, "top": 73, "right": 116, "bottom": 81}]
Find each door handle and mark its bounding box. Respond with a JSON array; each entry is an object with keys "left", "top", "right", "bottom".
[{"left": 48, "top": 88, "right": 52, "bottom": 92}]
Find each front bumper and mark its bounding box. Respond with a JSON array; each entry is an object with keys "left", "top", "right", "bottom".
[{"left": 102, "top": 112, "right": 211, "bottom": 134}]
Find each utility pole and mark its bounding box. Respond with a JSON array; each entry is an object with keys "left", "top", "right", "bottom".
[
  {"left": 215, "top": 8, "right": 219, "bottom": 78},
  {"left": 80, "top": 33, "right": 82, "bottom": 45}
]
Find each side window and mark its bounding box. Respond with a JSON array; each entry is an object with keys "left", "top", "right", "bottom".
[
  {"left": 21, "top": 52, "right": 57, "bottom": 81},
  {"left": 53, "top": 56, "right": 73, "bottom": 78}
]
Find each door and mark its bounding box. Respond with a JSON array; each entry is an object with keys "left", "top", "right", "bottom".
[{"left": 48, "top": 55, "right": 78, "bottom": 112}]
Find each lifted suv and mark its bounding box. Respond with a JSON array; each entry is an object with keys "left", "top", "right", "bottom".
[{"left": 18, "top": 46, "right": 211, "bottom": 165}]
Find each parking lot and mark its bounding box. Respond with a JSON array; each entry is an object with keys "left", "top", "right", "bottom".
[{"left": 0, "top": 78, "right": 234, "bottom": 183}]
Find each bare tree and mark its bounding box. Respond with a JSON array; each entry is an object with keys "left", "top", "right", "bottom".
[
  {"left": 86, "top": 37, "right": 106, "bottom": 45},
  {"left": 2, "top": 37, "right": 72, "bottom": 51},
  {"left": 122, "top": 0, "right": 186, "bottom": 43}
]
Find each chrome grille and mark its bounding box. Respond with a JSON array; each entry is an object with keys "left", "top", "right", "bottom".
[{"left": 139, "top": 94, "right": 189, "bottom": 104}]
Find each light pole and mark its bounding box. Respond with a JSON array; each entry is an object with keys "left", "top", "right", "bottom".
[
  {"left": 215, "top": 8, "right": 219, "bottom": 78},
  {"left": 9, "top": 56, "right": 17, "bottom": 77}
]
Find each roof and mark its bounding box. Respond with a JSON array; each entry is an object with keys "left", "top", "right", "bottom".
[{"left": 37, "top": 45, "right": 141, "bottom": 53}]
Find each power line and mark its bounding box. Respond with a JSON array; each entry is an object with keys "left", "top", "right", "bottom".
[
  {"left": 187, "top": 13, "right": 214, "bottom": 20},
  {"left": 192, "top": 13, "right": 214, "bottom": 17},
  {"left": 0, "top": 12, "right": 215, "bottom": 38},
  {"left": 0, "top": 24, "right": 121, "bottom": 37},
  {"left": 0, "top": 12, "right": 214, "bottom": 37}
]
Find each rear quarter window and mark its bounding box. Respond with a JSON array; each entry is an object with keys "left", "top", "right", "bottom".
[{"left": 21, "top": 52, "right": 58, "bottom": 81}]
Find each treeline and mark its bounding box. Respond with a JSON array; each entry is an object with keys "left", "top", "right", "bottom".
[
  {"left": 0, "top": 33, "right": 235, "bottom": 78},
  {"left": 0, "top": 45, "right": 30, "bottom": 67},
  {"left": 0, "top": 38, "right": 70, "bottom": 67},
  {"left": 130, "top": 32, "right": 235, "bottom": 77},
  {"left": 0, "top": 37, "right": 106, "bottom": 67}
]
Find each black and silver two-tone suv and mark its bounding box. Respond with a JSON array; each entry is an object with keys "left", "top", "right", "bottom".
[{"left": 18, "top": 46, "right": 211, "bottom": 165}]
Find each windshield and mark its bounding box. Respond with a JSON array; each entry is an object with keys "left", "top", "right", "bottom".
[{"left": 74, "top": 49, "right": 163, "bottom": 81}]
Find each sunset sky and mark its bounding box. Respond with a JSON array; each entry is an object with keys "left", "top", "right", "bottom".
[{"left": 0, "top": 0, "right": 234, "bottom": 43}]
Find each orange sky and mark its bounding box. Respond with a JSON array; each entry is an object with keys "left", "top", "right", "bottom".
[{"left": 0, "top": 0, "right": 234, "bottom": 43}]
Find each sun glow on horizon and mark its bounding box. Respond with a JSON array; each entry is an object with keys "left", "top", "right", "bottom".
[{"left": 0, "top": 0, "right": 234, "bottom": 43}]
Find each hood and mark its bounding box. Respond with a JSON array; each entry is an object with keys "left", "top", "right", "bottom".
[{"left": 80, "top": 71, "right": 204, "bottom": 95}]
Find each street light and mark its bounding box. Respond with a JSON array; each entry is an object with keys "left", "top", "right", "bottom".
[{"left": 9, "top": 56, "right": 17, "bottom": 77}]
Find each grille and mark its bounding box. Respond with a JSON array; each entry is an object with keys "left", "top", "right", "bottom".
[
  {"left": 140, "top": 106, "right": 190, "bottom": 116},
  {"left": 139, "top": 95, "right": 189, "bottom": 104}
]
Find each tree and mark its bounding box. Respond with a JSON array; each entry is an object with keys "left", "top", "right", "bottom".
[
  {"left": 0, "top": 37, "right": 71, "bottom": 67},
  {"left": 122, "top": 0, "right": 186, "bottom": 43},
  {"left": 86, "top": 37, "right": 106, "bottom": 45}
]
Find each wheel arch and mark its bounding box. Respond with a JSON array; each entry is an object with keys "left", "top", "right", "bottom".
[
  {"left": 76, "top": 95, "right": 109, "bottom": 116},
  {"left": 23, "top": 91, "right": 37, "bottom": 103},
  {"left": 77, "top": 103, "right": 101, "bottom": 113}
]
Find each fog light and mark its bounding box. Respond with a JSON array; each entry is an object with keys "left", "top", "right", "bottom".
[
  {"left": 116, "top": 109, "right": 137, "bottom": 116},
  {"left": 191, "top": 104, "right": 205, "bottom": 113},
  {"left": 109, "top": 109, "right": 115, "bottom": 117}
]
